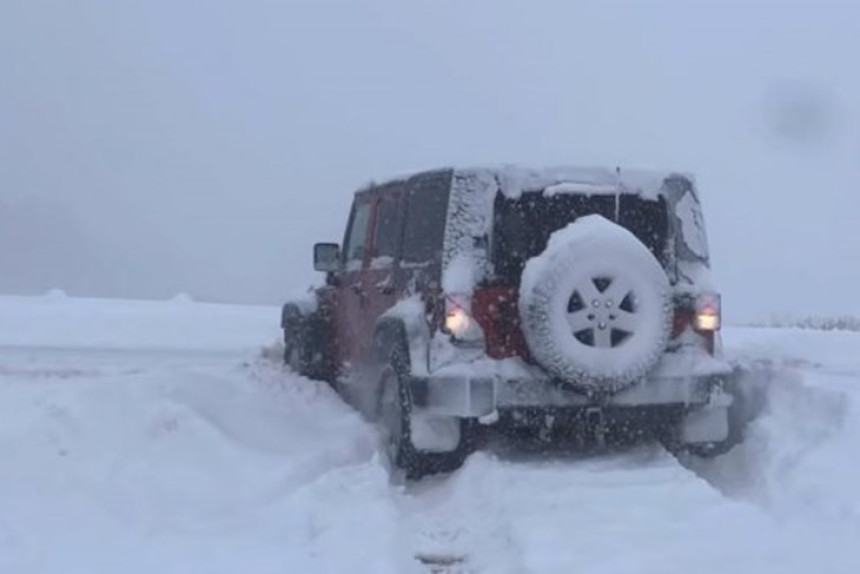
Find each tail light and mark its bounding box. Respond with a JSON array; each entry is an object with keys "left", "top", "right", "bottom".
[
  {"left": 441, "top": 294, "right": 485, "bottom": 346},
  {"left": 671, "top": 292, "right": 721, "bottom": 355},
  {"left": 694, "top": 293, "right": 721, "bottom": 332}
]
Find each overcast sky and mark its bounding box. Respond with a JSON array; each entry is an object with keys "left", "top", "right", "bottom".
[{"left": 1, "top": 0, "right": 858, "bottom": 322}]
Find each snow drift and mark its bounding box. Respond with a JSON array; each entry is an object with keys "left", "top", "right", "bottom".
[{"left": 0, "top": 294, "right": 858, "bottom": 573}]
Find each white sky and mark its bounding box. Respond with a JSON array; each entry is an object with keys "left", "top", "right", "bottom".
[{"left": 1, "top": 0, "right": 858, "bottom": 322}]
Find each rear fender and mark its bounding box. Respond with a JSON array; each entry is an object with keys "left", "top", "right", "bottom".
[{"left": 375, "top": 296, "right": 432, "bottom": 377}]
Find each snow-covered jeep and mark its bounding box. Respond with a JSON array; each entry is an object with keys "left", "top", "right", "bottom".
[{"left": 282, "top": 166, "right": 735, "bottom": 477}]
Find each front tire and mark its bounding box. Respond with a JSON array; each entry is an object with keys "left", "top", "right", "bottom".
[
  {"left": 283, "top": 328, "right": 304, "bottom": 373},
  {"left": 281, "top": 305, "right": 335, "bottom": 383}
]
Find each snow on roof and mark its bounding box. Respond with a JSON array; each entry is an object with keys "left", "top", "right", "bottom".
[
  {"left": 454, "top": 164, "right": 687, "bottom": 200},
  {"left": 439, "top": 165, "right": 708, "bottom": 294},
  {"left": 362, "top": 164, "right": 709, "bottom": 293},
  {"left": 366, "top": 164, "right": 691, "bottom": 200}
]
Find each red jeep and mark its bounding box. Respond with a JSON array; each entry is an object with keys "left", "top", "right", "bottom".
[{"left": 282, "top": 166, "right": 736, "bottom": 477}]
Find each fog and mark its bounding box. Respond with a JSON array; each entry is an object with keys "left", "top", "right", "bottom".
[{"left": 1, "top": 0, "right": 858, "bottom": 322}]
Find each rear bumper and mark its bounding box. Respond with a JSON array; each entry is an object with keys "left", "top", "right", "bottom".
[{"left": 411, "top": 354, "right": 734, "bottom": 419}]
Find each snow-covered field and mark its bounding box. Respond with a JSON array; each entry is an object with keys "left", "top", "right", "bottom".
[{"left": 1, "top": 294, "right": 858, "bottom": 573}]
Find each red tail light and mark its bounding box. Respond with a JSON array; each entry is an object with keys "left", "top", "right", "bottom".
[
  {"left": 694, "top": 293, "right": 721, "bottom": 332},
  {"left": 672, "top": 292, "right": 721, "bottom": 354},
  {"left": 470, "top": 287, "right": 529, "bottom": 359}
]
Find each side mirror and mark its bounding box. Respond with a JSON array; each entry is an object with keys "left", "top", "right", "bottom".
[{"left": 313, "top": 243, "right": 342, "bottom": 273}]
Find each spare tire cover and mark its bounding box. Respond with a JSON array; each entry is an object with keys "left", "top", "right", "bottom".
[{"left": 519, "top": 215, "right": 672, "bottom": 393}]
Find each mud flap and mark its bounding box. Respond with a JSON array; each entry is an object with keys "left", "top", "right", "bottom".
[
  {"left": 410, "top": 411, "right": 462, "bottom": 453},
  {"left": 671, "top": 368, "right": 758, "bottom": 457},
  {"left": 680, "top": 405, "right": 730, "bottom": 444}
]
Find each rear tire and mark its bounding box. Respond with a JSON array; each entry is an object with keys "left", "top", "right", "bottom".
[
  {"left": 376, "top": 333, "right": 473, "bottom": 480},
  {"left": 662, "top": 429, "right": 738, "bottom": 459}
]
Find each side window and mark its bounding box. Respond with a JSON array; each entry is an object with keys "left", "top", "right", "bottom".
[
  {"left": 372, "top": 195, "right": 401, "bottom": 260},
  {"left": 344, "top": 201, "right": 372, "bottom": 264},
  {"left": 402, "top": 187, "right": 449, "bottom": 264}
]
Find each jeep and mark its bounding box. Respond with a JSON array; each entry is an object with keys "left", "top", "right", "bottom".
[{"left": 281, "top": 166, "right": 736, "bottom": 477}]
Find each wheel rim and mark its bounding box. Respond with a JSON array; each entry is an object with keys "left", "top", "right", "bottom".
[{"left": 565, "top": 274, "right": 638, "bottom": 349}]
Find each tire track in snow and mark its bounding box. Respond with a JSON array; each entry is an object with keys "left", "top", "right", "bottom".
[
  {"left": 398, "top": 444, "right": 758, "bottom": 574},
  {"left": 398, "top": 453, "right": 526, "bottom": 574}
]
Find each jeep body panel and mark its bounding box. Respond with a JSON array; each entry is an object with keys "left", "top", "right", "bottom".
[{"left": 321, "top": 170, "right": 451, "bottom": 380}]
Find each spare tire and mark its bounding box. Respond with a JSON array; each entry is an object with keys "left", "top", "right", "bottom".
[{"left": 519, "top": 215, "right": 672, "bottom": 393}]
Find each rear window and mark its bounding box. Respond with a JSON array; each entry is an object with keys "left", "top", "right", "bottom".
[
  {"left": 492, "top": 192, "right": 669, "bottom": 284},
  {"left": 401, "top": 174, "right": 451, "bottom": 264}
]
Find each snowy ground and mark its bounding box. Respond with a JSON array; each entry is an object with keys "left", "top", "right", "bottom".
[{"left": 1, "top": 294, "right": 858, "bottom": 573}]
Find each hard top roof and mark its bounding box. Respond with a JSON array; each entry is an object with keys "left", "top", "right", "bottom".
[{"left": 364, "top": 164, "right": 693, "bottom": 201}]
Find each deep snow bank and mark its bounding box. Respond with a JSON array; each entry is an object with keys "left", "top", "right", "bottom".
[
  {"left": 1, "top": 295, "right": 859, "bottom": 573},
  {"left": 691, "top": 327, "right": 860, "bottom": 525},
  {"left": 0, "top": 345, "right": 408, "bottom": 571},
  {"left": 0, "top": 294, "right": 413, "bottom": 573}
]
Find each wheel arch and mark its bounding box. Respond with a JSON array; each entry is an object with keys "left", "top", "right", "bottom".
[
  {"left": 373, "top": 296, "right": 432, "bottom": 377},
  {"left": 281, "top": 301, "right": 304, "bottom": 330},
  {"left": 281, "top": 297, "right": 335, "bottom": 383},
  {"left": 373, "top": 317, "right": 411, "bottom": 371}
]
